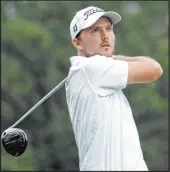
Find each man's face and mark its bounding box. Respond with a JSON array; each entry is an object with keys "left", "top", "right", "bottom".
[{"left": 74, "top": 17, "right": 115, "bottom": 57}]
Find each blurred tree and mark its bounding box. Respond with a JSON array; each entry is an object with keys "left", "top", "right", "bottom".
[{"left": 1, "top": 1, "right": 168, "bottom": 171}]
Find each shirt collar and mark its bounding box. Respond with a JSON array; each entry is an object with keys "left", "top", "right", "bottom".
[{"left": 70, "top": 56, "right": 87, "bottom": 65}]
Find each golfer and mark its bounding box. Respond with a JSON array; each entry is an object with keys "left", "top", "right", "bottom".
[{"left": 65, "top": 6, "right": 163, "bottom": 171}]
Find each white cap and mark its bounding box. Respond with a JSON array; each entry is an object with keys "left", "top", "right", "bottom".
[{"left": 70, "top": 6, "right": 121, "bottom": 39}]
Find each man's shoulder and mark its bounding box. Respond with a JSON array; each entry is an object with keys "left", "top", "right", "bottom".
[
  {"left": 70, "top": 55, "right": 111, "bottom": 65},
  {"left": 69, "top": 55, "right": 116, "bottom": 76}
]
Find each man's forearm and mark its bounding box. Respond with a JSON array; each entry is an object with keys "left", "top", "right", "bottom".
[
  {"left": 113, "top": 55, "right": 154, "bottom": 62},
  {"left": 112, "top": 55, "right": 163, "bottom": 84}
]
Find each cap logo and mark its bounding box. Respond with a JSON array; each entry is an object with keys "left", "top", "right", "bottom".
[
  {"left": 73, "top": 24, "right": 77, "bottom": 33},
  {"left": 84, "top": 8, "right": 105, "bottom": 20}
]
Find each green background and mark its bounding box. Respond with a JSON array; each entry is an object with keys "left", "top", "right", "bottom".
[{"left": 1, "top": 1, "right": 168, "bottom": 171}]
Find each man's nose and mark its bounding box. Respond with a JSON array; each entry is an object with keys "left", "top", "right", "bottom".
[{"left": 101, "top": 29, "right": 108, "bottom": 41}]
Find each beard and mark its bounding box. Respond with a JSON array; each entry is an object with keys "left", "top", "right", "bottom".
[{"left": 84, "top": 50, "right": 99, "bottom": 57}]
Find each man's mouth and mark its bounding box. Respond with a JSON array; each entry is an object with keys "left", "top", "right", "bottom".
[{"left": 101, "top": 43, "right": 110, "bottom": 47}]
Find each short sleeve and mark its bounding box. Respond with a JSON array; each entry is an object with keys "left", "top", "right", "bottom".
[{"left": 82, "top": 55, "right": 128, "bottom": 96}]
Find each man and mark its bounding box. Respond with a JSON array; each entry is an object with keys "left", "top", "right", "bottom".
[{"left": 65, "top": 6, "right": 163, "bottom": 171}]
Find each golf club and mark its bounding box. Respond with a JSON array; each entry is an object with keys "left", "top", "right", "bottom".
[{"left": 1, "top": 77, "right": 67, "bottom": 157}]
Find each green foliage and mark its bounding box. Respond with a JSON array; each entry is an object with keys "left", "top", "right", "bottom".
[
  {"left": 2, "top": 56, "right": 33, "bottom": 94},
  {"left": 3, "top": 18, "right": 52, "bottom": 50},
  {"left": 1, "top": 146, "right": 34, "bottom": 171},
  {"left": 1, "top": 1, "right": 168, "bottom": 171}
]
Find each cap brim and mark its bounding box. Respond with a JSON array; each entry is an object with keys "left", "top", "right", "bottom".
[
  {"left": 103, "top": 11, "right": 121, "bottom": 24},
  {"left": 83, "top": 11, "right": 121, "bottom": 30}
]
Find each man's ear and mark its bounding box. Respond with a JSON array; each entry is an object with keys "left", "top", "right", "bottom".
[{"left": 72, "top": 38, "right": 83, "bottom": 50}]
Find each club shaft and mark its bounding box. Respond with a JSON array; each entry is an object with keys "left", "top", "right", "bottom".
[{"left": 9, "top": 78, "right": 67, "bottom": 128}]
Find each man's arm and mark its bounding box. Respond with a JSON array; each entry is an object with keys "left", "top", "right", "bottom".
[{"left": 112, "top": 55, "right": 163, "bottom": 84}]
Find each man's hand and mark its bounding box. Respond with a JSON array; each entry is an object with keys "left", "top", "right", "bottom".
[{"left": 112, "top": 55, "right": 163, "bottom": 84}]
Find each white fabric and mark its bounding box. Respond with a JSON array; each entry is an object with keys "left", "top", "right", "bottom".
[
  {"left": 70, "top": 6, "right": 121, "bottom": 39},
  {"left": 65, "top": 55, "right": 148, "bottom": 171}
]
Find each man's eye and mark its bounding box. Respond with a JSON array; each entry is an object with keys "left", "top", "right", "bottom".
[
  {"left": 107, "top": 27, "right": 112, "bottom": 31},
  {"left": 91, "top": 28, "right": 98, "bottom": 33}
]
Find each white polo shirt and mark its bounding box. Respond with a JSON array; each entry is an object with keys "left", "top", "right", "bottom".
[{"left": 65, "top": 55, "right": 148, "bottom": 171}]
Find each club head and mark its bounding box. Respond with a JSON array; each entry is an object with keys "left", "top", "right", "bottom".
[{"left": 1, "top": 128, "right": 27, "bottom": 157}]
